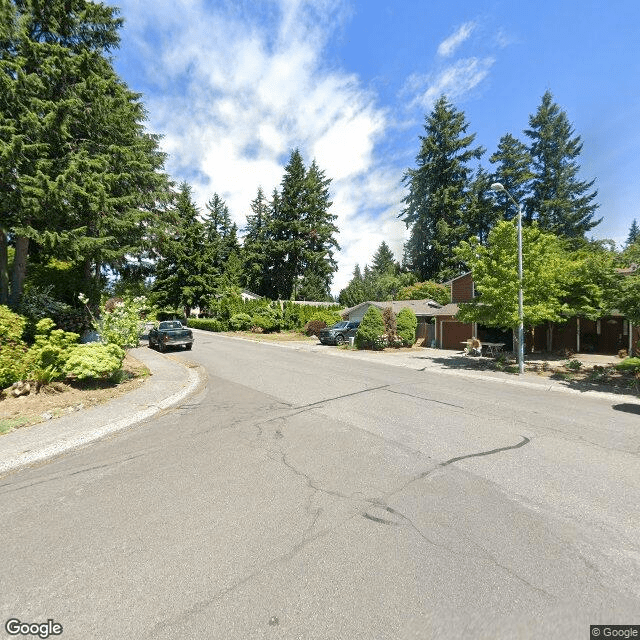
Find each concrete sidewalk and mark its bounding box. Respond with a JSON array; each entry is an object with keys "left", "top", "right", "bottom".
[{"left": 0, "top": 346, "right": 202, "bottom": 477}]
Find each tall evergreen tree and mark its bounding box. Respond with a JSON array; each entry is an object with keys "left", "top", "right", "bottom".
[
  {"left": 0, "top": 0, "right": 171, "bottom": 306},
  {"left": 262, "top": 150, "right": 339, "bottom": 300},
  {"left": 489, "top": 133, "right": 534, "bottom": 222},
  {"left": 338, "top": 264, "right": 366, "bottom": 307},
  {"left": 626, "top": 219, "right": 639, "bottom": 247},
  {"left": 525, "top": 91, "right": 600, "bottom": 239},
  {"left": 267, "top": 149, "right": 307, "bottom": 299},
  {"left": 204, "top": 192, "right": 240, "bottom": 282},
  {"left": 242, "top": 186, "right": 271, "bottom": 295},
  {"left": 299, "top": 159, "right": 339, "bottom": 299},
  {"left": 152, "top": 183, "right": 212, "bottom": 316},
  {"left": 466, "top": 167, "right": 501, "bottom": 245},
  {"left": 260, "top": 187, "right": 281, "bottom": 299},
  {"left": 400, "top": 95, "right": 484, "bottom": 281},
  {"left": 371, "top": 241, "right": 396, "bottom": 274}
]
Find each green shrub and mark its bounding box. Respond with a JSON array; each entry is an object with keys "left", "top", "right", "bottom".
[
  {"left": 187, "top": 318, "right": 222, "bottom": 332},
  {"left": 251, "top": 314, "right": 277, "bottom": 332},
  {"left": 356, "top": 306, "right": 385, "bottom": 350},
  {"left": 156, "top": 309, "right": 184, "bottom": 322},
  {"left": 0, "top": 341, "right": 29, "bottom": 389},
  {"left": 17, "top": 286, "right": 91, "bottom": 337},
  {"left": 229, "top": 313, "right": 253, "bottom": 331},
  {"left": 21, "top": 318, "right": 80, "bottom": 384},
  {"left": 80, "top": 294, "right": 147, "bottom": 348},
  {"left": 0, "top": 305, "right": 27, "bottom": 343},
  {"left": 564, "top": 359, "right": 583, "bottom": 371},
  {"left": 396, "top": 308, "right": 418, "bottom": 346},
  {"left": 615, "top": 357, "right": 640, "bottom": 373},
  {"left": 63, "top": 343, "right": 125, "bottom": 380},
  {"left": 0, "top": 307, "right": 29, "bottom": 389},
  {"left": 310, "top": 309, "right": 342, "bottom": 327}
]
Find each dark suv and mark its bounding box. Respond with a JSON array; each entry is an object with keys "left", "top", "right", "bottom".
[{"left": 318, "top": 321, "right": 360, "bottom": 346}]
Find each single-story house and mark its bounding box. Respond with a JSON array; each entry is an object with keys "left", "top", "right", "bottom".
[{"left": 341, "top": 299, "right": 443, "bottom": 342}]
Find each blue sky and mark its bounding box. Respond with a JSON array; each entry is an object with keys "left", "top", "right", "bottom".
[{"left": 111, "top": 0, "right": 640, "bottom": 294}]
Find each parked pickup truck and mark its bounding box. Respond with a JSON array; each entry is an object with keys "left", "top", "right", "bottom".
[{"left": 148, "top": 320, "right": 194, "bottom": 352}]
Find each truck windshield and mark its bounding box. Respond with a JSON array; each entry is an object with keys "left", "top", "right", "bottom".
[{"left": 159, "top": 321, "right": 182, "bottom": 330}]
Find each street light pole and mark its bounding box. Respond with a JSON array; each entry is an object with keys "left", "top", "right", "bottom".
[{"left": 491, "top": 182, "right": 525, "bottom": 375}]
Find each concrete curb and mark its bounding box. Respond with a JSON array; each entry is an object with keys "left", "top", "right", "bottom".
[{"left": 0, "top": 349, "right": 203, "bottom": 477}]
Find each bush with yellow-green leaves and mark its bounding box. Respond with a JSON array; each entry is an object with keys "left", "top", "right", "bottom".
[{"left": 0, "top": 306, "right": 126, "bottom": 390}]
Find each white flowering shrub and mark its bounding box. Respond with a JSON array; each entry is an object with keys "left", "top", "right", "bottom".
[{"left": 80, "top": 294, "right": 147, "bottom": 349}]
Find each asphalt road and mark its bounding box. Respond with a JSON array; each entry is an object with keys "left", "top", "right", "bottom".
[{"left": 2, "top": 334, "right": 639, "bottom": 640}]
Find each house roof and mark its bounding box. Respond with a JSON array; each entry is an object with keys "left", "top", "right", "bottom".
[
  {"left": 293, "top": 300, "right": 340, "bottom": 307},
  {"left": 441, "top": 272, "right": 472, "bottom": 285},
  {"left": 430, "top": 303, "right": 460, "bottom": 317},
  {"left": 342, "top": 299, "right": 442, "bottom": 317},
  {"left": 616, "top": 265, "right": 638, "bottom": 276}
]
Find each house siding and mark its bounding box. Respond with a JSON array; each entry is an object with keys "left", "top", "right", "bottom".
[{"left": 450, "top": 273, "right": 474, "bottom": 303}]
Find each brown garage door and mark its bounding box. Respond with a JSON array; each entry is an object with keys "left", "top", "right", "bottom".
[{"left": 441, "top": 320, "right": 473, "bottom": 350}]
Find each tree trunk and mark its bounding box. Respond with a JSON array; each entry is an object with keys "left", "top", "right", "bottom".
[
  {"left": 547, "top": 321, "right": 554, "bottom": 352},
  {"left": 0, "top": 227, "right": 8, "bottom": 306},
  {"left": 8, "top": 235, "right": 29, "bottom": 308}
]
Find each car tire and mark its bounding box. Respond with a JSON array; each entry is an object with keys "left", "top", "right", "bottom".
[
  {"left": 148, "top": 339, "right": 155, "bottom": 349},
  {"left": 335, "top": 334, "right": 345, "bottom": 346},
  {"left": 159, "top": 341, "right": 166, "bottom": 353},
  {"left": 185, "top": 344, "right": 192, "bottom": 351}
]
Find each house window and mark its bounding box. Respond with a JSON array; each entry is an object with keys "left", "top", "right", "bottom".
[{"left": 623, "top": 320, "right": 629, "bottom": 336}]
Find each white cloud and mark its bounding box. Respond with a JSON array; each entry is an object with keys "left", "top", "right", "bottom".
[
  {"left": 437, "top": 22, "right": 476, "bottom": 58},
  {"left": 115, "top": 2, "right": 499, "bottom": 296},
  {"left": 405, "top": 57, "right": 495, "bottom": 111},
  {"left": 116, "top": 0, "right": 398, "bottom": 295}
]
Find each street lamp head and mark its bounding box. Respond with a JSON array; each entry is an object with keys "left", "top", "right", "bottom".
[{"left": 490, "top": 182, "right": 505, "bottom": 192}]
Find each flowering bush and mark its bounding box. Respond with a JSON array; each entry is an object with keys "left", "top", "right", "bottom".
[{"left": 80, "top": 294, "right": 147, "bottom": 349}]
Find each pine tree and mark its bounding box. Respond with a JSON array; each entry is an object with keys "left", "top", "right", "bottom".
[
  {"left": 466, "top": 167, "right": 501, "bottom": 245},
  {"left": 203, "top": 193, "right": 240, "bottom": 290},
  {"left": 260, "top": 187, "right": 282, "bottom": 299},
  {"left": 262, "top": 150, "right": 338, "bottom": 300},
  {"left": 525, "top": 91, "right": 600, "bottom": 239},
  {"left": 267, "top": 149, "right": 307, "bottom": 299},
  {"left": 400, "top": 95, "right": 484, "bottom": 281},
  {"left": 299, "top": 159, "right": 339, "bottom": 299},
  {"left": 0, "top": 0, "right": 170, "bottom": 306},
  {"left": 371, "top": 242, "right": 396, "bottom": 274},
  {"left": 242, "top": 186, "right": 271, "bottom": 295},
  {"left": 626, "top": 219, "right": 639, "bottom": 247},
  {"left": 489, "top": 133, "right": 533, "bottom": 222},
  {"left": 152, "top": 183, "right": 212, "bottom": 316},
  {"left": 338, "top": 264, "right": 366, "bottom": 307}
]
